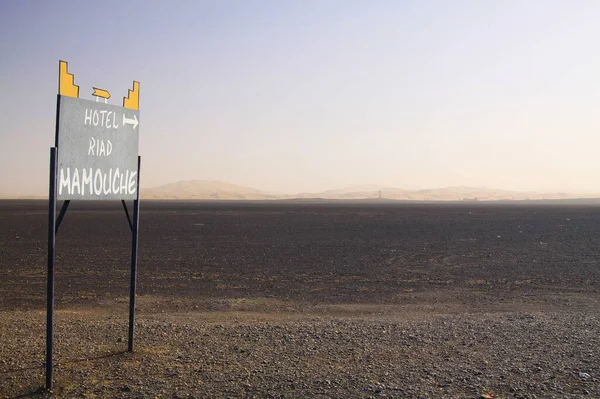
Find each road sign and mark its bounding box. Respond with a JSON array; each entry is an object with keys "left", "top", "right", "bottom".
[
  {"left": 46, "top": 60, "right": 142, "bottom": 390},
  {"left": 57, "top": 96, "right": 139, "bottom": 200},
  {"left": 55, "top": 61, "right": 140, "bottom": 200}
]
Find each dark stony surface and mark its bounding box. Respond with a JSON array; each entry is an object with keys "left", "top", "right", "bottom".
[{"left": 1, "top": 200, "right": 599, "bottom": 398}]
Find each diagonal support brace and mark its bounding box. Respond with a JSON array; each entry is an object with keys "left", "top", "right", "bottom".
[
  {"left": 122, "top": 200, "right": 133, "bottom": 232},
  {"left": 55, "top": 200, "right": 70, "bottom": 234}
]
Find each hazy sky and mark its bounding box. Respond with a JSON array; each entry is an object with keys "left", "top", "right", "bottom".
[{"left": 1, "top": 0, "right": 600, "bottom": 195}]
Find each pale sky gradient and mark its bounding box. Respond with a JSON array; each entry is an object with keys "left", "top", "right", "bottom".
[{"left": 1, "top": 0, "right": 600, "bottom": 196}]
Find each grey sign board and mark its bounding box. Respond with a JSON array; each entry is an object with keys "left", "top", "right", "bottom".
[{"left": 56, "top": 96, "right": 139, "bottom": 200}]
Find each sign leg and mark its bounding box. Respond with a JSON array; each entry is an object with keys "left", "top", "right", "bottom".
[
  {"left": 46, "top": 147, "right": 57, "bottom": 390},
  {"left": 128, "top": 156, "right": 141, "bottom": 352}
]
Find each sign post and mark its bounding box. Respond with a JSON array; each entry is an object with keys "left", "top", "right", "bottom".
[
  {"left": 46, "top": 147, "right": 57, "bottom": 389},
  {"left": 46, "top": 61, "right": 141, "bottom": 390},
  {"left": 128, "top": 156, "right": 141, "bottom": 352}
]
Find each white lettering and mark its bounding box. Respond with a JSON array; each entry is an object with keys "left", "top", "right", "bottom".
[
  {"left": 88, "top": 137, "right": 96, "bottom": 155},
  {"left": 87, "top": 138, "right": 114, "bottom": 157},
  {"left": 103, "top": 170, "right": 111, "bottom": 195},
  {"left": 84, "top": 109, "right": 92, "bottom": 126},
  {"left": 83, "top": 108, "right": 126, "bottom": 129},
  {"left": 59, "top": 167, "right": 137, "bottom": 198},
  {"left": 99, "top": 110, "right": 107, "bottom": 127},
  {"left": 112, "top": 168, "right": 120, "bottom": 193},
  {"left": 94, "top": 169, "right": 102, "bottom": 195},
  {"left": 72, "top": 168, "right": 80, "bottom": 195},
  {"left": 120, "top": 170, "right": 129, "bottom": 194},
  {"left": 59, "top": 168, "right": 70, "bottom": 195},
  {"left": 84, "top": 109, "right": 122, "bottom": 129},
  {"left": 128, "top": 171, "right": 137, "bottom": 195},
  {"left": 82, "top": 168, "right": 93, "bottom": 196},
  {"left": 112, "top": 111, "right": 119, "bottom": 128}
]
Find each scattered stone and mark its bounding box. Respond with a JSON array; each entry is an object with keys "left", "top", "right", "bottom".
[{"left": 578, "top": 372, "right": 591, "bottom": 380}]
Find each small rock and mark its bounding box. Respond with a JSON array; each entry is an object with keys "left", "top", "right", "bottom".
[{"left": 578, "top": 372, "right": 591, "bottom": 380}]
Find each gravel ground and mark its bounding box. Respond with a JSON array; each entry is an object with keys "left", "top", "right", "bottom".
[
  {"left": 1, "top": 299, "right": 599, "bottom": 398},
  {"left": 1, "top": 201, "right": 600, "bottom": 397}
]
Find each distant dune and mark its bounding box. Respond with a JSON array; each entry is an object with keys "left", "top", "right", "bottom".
[
  {"left": 141, "top": 180, "right": 277, "bottom": 200},
  {"left": 3, "top": 181, "right": 596, "bottom": 201},
  {"left": 0, "top": 194, "right": 46, "bottom": 200},
  {"left": 140, "top": 181, "right": 599, "bottom": 201},
  {"left": 289, "top": 186, "right": 592, "bottom": 201}
]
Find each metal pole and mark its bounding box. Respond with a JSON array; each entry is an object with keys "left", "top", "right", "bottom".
[
  {"left": 46, "top": 147, "right": 57, "bottom": 389},
  {"left": 128, "top": 156, "right": 141, "bottom": 352}
]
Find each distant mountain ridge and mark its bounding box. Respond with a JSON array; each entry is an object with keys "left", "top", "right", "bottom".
[
  {"left": 141, "top": 180, "right": 276, "bottom": 200},
  {"left": 140, "top": 180, "right": 598, "bottom": 201}
]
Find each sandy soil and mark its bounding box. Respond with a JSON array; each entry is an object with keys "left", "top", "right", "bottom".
[{"left": 1, "top": 200, "right": 599, "bottom": 398}]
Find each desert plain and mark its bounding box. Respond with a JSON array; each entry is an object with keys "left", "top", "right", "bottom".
[{"left": 0, "top": 200, "right": 599, "bottom": 398}]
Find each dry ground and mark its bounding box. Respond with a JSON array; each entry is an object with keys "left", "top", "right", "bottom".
[{"left": 1, "top": 200, "right": 599, "bottom": 398}]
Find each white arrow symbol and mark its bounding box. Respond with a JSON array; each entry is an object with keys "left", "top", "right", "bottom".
[{"left": 123, "top": 114, "right": 139, "bottom": 129}]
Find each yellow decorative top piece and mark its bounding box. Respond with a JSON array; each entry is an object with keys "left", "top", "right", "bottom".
[
  {"left": 58, "top": 60, "right": 140, "bottom": 109},
  {"left": 123, "top": 81, "right": 140, "bottom": 110},
  {"left": 59, "top": 61, "right": 79, "bottom": 98},
  {"left": 92, "top": 87, "right": 111, "bottom": 99}
]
